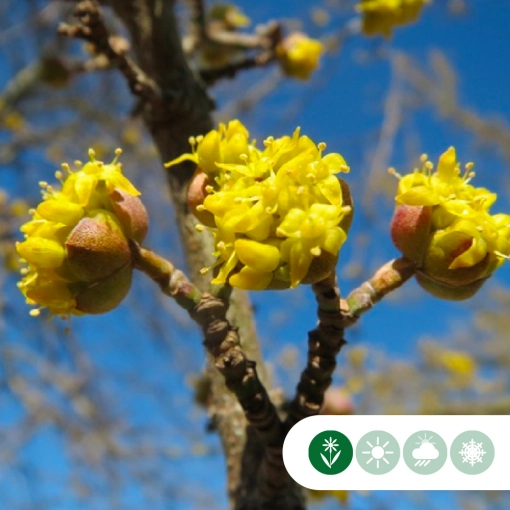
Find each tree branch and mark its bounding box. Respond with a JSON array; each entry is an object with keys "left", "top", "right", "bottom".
[
  {"left": 200, "top": 50, "right": 276, "bottom": 86},
  {"left": 133, "top": 244, "right": 286, "bottom": 462},
  {"left": 345, "top": 257, "right": 416, "bottom": 321},
  {"left": 285, "top": 272, "right": 346, "bottom": 428},
  {"left": 132, "top": 244, "right": 301, "bottom": 508},
  {"left": 58, "top": 0, "right": 160, "bottom": 103}
]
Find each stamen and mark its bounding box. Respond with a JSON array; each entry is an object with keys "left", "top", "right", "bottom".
[
  {"left": 388, "top": 167, "right": 402, "bottom": 179},
  {"left": 112, "top": 148, "right": 123, "bottom": 164}
]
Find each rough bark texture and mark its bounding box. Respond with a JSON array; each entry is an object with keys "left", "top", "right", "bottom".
[{"left": 103, "top": 1, "right": 290, "bottom": 508}]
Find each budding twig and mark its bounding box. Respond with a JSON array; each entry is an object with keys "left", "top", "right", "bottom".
[
  {"left": 58, "top": 0, "right": 161, "bottom": 104},
  {"left": 131, "top": 243, "right": 284, "bottom": 450},
  {"left": 344, "top": 257, "right": 416, "bottom": 321}
]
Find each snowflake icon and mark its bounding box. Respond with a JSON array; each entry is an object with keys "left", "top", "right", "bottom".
[{"left": 459, "top": 439, "right": 486, "bottom": 467}]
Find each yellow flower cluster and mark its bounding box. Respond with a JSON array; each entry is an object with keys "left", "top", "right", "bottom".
[
  {"left": 17, "top": 149, "right": 147, "bottom": 316},
  {"left": 166, "top": 120, "right": 352, "bottom": 290},
  {"left": 391, "top": 147, "right": 510, "bottom": 299},
  {"left": 357, "top": 0, "right": 430, "bottom": 37},
  {"left": 276, "top": 33, "right": 323, "bottom": 80}
]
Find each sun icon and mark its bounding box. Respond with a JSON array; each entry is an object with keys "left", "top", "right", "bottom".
[{"left": 361, "top": 436, "right": 395, "bottom": 469}]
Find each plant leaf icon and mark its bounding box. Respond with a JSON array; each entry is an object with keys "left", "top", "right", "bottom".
[
  {"left": 331, "top": 450, "right": 341, "bottom": 466},
  {"left": 320, "top": 453, "right": 331, "bottom": 468}
]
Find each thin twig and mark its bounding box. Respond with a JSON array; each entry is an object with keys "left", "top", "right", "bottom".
[
  {"left": 200, "top": 50, "right": 276, "bottom": 85},
  {"left": 285, "top": 272, "right": 346, "bottom": 428},
  {"left": 58, "top": 0, "right": 161, "bottom": 103},
  {"left": 344, "top": 257, "right": 416, "bottom": 322},
  {"left": 131, "top": 244, "right": 284, "bottom": 448}
]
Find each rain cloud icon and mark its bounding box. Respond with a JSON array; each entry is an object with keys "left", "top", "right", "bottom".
[{"left": 412, "top": 435, "right": 439, "bottom": 467}]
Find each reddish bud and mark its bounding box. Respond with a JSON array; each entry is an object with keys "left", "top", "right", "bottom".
[
  {"left": 109, "top": 188, "right": 149, "bottom": 243},
  {"left": 187, "top": 168, "right": 216, "bottom": 227},
  {"left": 390, "top": 204, "right": 432, "bottom": 266}
]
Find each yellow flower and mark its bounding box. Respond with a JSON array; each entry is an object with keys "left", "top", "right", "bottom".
[
  {"left": 357, "top": 0, "right": 431, "bottom": 38},
  {"left": 166, "top": 120, "right": 352, "bottom": 290},
  {"left": 391, "top": 148, "right": 510, "bottom": 300},
  {"left": 276, "top": 33, "right": 323, "bottom": 80},
  {"left": 16, "top": 149, "right": 148, "bottom": 316}
]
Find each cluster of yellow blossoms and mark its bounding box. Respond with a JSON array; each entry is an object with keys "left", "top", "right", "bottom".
[
  {"left": 166, "top": 120, "right": 352, "bottom": 290},
  {"left": 357, "top": 0, "right": 431, "bottom": 37},
  {"left": 16, "top": 150, "right": 148, "bottom": 316},
  {"left": 276, "top": 33, "right": 324, "bottom": 80},
  {"left": 391, "top": 147, "right": 510, "bottom": 299}
]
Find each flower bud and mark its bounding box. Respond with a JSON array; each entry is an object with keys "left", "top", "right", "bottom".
[
  {"left": 390, "top": 148, "right": 510, "bottom": 300},
  {"left": 186, "top": 169, "right": 216, "bottom": 227},
  {"left": 65, "top": 211, "right": 131, "bottom": 282},
  {"left": 17, "top": 149, "right": 148, "bottom": 316},
  {"left": 357, "top": 0, "right": 430, "bottom": 38},
  {"left": 74, "top": 264, "right": 133, "bottom": 314},
  {"left": 276, "top": 33, "right": 323, "bottom": 80},
  {"left": 390, "top": 204, "right": 432, "bottom": 266},
  {"left": 109, "top": 188, "right": 149, "bottom": 243}
]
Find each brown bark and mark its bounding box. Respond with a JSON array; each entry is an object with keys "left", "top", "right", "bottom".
[{"left": 99, "top": 1, "right": 296, "bottom": 508}]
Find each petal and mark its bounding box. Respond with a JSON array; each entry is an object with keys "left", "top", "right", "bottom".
[
  {"left": 321, "top": 226, "right": 346, "bottom": 255},
  {"left": 449, "top": 236, "right": 487, "bottom": 269},
  {"left": 437, "top": 147, "right": 458, "bottom": 181},
  {"left": 288, "top": 239, "right": 314, "bottom": 288},
  {"left": 17, "top": 237, "right": 66, "bottom": 268},
  {"left": 234, "top": 239, "right": 280, "bottom": 273},
  {"left": 197, "top": 130, "right": 221, "bottom": 174},
  {"left": 164, "top": 152, "right": 197, "bottom": 169},
  {"left": 317, "top": 175, "right": 342, "bottom": 206},
  {"left": 211, "top": 251, "right": 238, "bottom": 285},
  {"left": 36, "top": 199, "right": 84, "bottom": 226},
  {"left": 397, "top": 186, "right": 439, "bottom": 206},
  {"left": 228, "top": 267, "right": 273, "bottom": 290}
]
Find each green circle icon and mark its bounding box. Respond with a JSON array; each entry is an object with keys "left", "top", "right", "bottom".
[
  {"left": 356, "top": 430, "right": 400, "bottom": 474},
  {"left": 308, "top": 430, "right": 353, "bottom": 475},
  {"left": 450, "top": 431, "right": 495, "bottom": 475},
  {"left": 403, "top": 431, "right": 447, "bottom": 475}
]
